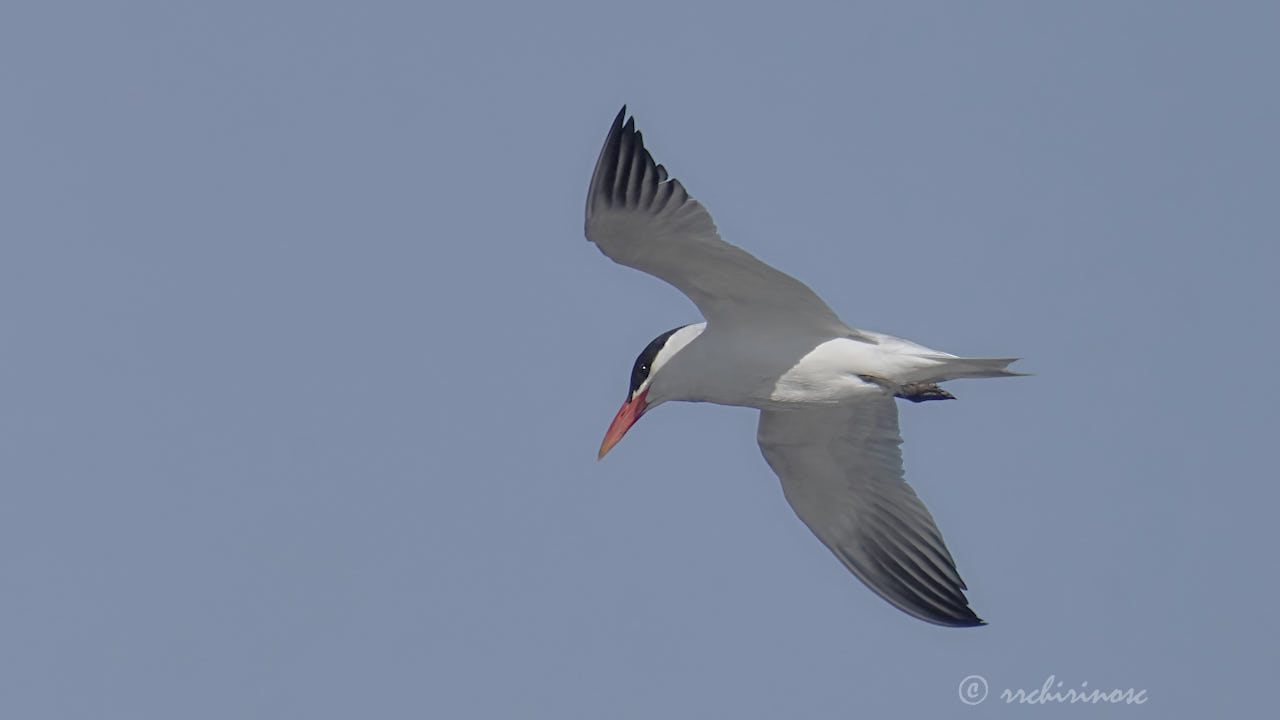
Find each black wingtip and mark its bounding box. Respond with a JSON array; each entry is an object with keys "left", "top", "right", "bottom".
[
  {"left": 945, "top": 605, "right": 986, "bottom": 628},
  {"left": 924, "top": 610, "right": 986, "bottom": 628},
  {"left": 907, "top": 606, "right": 986, "bottom": 628},
  {"left": 920, "top": 602, "right": 986, "bottom": 628},
  {"left": 607, "top": 106, "right": 628, "bottom": 147}
]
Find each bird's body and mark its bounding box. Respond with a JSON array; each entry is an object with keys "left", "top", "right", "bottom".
[
  {"left": 583, "top": 107, "right": 1022, "bottom": 627},
  {"left": 645, "top": 323, "right": 988, "bottom": 409}
]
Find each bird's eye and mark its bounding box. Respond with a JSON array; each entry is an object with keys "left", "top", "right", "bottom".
[{"left": 639, "top": 364, "right": 649, "bottom": 375}]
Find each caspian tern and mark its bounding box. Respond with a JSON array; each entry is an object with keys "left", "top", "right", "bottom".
[{"left": 585, "top": 107, "right": 1022, "bottom": 627}]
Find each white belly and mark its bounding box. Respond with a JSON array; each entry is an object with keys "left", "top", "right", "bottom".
[{"left": 768, "top": 336, "right": 947, "bottom": 405}]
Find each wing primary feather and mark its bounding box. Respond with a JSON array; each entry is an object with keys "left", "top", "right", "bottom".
[
  {"left": 585, "top": 107, "right": 626, "bottom": 218},
  {"left": 654, "top": 170, "right": 673, "bottom": 208},
  {"left": 864, "top": 503, "right": 965, "bottom": 588},
  {"left": 613, "top": 117, "right": 637, "bottom": 206},
  {"left": 626, "top": 129, "right": 647, "bottom": 206},
  {"left": 638, "top": 143, "right": 658, "bottom": 208},
  {"left": 837, "top": 544, "right": 940, "bottom": 618},
  {"left": 836, "top": 546, "right": 982, "bottom": 627},
  {"left": 867, "top": 496, "right": 949, "bottom": 552},
  {"left": 859, "top": 525, "right": 971, "bottom": 608},
  {"left": 857, "top": 480, "right": 955, "bottom": 557},
  {"left": 849, "top": 535, "right": 967, "bottom": 620}
]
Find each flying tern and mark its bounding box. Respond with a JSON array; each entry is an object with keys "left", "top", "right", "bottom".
[{"left": 585, "top": 107, "right": 1022, "bottom": 627}]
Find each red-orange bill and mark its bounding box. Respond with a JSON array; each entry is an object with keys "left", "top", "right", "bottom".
[{"left": 598, "top": 389, "right": 649, "bottom": 460}]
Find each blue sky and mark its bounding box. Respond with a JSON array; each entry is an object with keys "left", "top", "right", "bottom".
[{"left": 3, "top": 1, "right": 1277, "bottom": 717}]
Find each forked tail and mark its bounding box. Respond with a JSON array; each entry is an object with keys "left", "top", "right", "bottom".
[{"left": 923, "top": 356, "right": 1027, "bottom": 383}]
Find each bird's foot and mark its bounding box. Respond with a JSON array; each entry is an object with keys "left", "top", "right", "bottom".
[{"left": 895, "top": 382, "right": 955, "bottom": 403}]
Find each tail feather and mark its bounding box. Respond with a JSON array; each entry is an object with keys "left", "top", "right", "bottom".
[{"left": 922, "top": 357, "right": 1027, "bottom": 383}]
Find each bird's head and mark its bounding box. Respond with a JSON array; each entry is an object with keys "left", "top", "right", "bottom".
[{"left": 598, "top": 323, "right": 704, "bottom": 459}]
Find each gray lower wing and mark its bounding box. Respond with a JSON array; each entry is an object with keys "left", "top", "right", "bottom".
[{"left": 757, "top": 398, "right": 983, "bottom": 627}]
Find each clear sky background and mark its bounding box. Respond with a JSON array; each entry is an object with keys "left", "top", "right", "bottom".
[{"left": 3, "top": 2, "right": 1277, "bottom": 718}]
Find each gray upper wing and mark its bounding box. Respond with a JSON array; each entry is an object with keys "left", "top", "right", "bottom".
[{"left": 584, "top": 107, "right": 852, "bottom": 334}]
